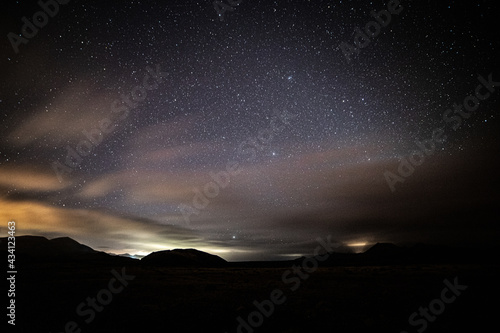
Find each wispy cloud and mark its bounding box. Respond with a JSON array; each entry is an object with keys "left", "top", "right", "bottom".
[
  {"left": 7, "top": 82, "right": 115, "bottom": 147},
  {"left": 0, "top": 165, "right": 71, "bottom": 191},
  {"left": 0, "top": 198, "right": 208, "bottom": 255}
]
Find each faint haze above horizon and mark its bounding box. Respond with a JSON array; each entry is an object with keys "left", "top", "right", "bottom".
[{"left": 0, "top": 0, "right": 499, "bottom": 261}]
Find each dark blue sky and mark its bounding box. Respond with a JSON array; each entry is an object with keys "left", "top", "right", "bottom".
[{"left": 0, "top": 0, "right": 499, "bottom": 260}]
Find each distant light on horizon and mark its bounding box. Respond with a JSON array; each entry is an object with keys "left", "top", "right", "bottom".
[
  {"left": 347, "top": 242, "right": 369, "bottom": 253},
  {"left": 133, "top": 251, "right": 152, "bottom": 257},
  {"left": 347, "top": 242, "right": 367, "bottom": 247}
]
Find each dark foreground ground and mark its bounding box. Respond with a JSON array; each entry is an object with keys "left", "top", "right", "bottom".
[{"left": 8, "top": 262, "right": 499, "bottom": 333}]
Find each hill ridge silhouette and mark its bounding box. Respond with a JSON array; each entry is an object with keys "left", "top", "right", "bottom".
[{"left": 2, "top": 235, "right": 496, "bottom": 266}]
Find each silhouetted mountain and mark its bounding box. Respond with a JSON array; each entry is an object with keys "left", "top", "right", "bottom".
[
  {"left": 0, "top": 235, "right": 135, "bottom": 264},
  {"left": 0, "top": 235, "right": 95, "bottom": 257},
  {"left": 1, "top": 236, "right": 225, "bottom": 267},
  {"left": 47, "top": 236, "right": 96, "bottom": 253},
  {"left": 358, "top": 242, "right": 407, "bottom": 264},
  {"left": 314, "top": 242, "right": 497, "bottom": 266},
  {"left": 141, "top": 248, "right": 227, "bottom": 267},
  {"left": 113, "top": 252, "right": 146, "bottom": 259},
  {"left": 2, "top": 235, "right": 495, "bottom": 268},
  {"left": 363, "top": 242, "right": 403, "bottom": 256}
]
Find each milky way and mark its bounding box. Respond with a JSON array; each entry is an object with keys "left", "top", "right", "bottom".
[{"left": 1, "top": 0, "right": 499, "bottom": 260}]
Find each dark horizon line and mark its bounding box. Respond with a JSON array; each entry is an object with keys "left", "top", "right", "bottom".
[{"left": 3, "top": 234, "right": 499, "bottom": 264}]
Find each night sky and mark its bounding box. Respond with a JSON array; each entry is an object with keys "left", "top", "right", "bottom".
[{"left": 1, "top": 0, "right": 499, "bottom": 261}]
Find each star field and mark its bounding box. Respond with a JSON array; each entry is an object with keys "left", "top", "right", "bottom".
[{"left": 0, "top": 0, "right": 499, "bottom": 260}]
